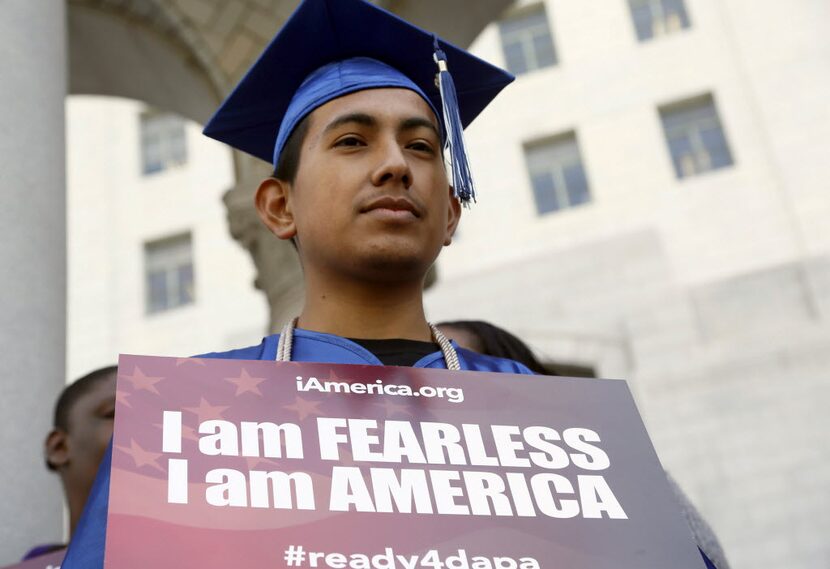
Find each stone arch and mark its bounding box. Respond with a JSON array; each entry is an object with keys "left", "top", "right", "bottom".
[{"left": 68, "top": 1, "right": 222, "bottom": 124}]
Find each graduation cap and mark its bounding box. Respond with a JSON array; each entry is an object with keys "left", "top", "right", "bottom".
[{"left": 203, "top": 0, "right": 514, "bottom": 205}]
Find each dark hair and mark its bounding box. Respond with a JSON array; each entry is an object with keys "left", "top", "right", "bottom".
[
  {"left": 273, "top": 115, "right": 312, "bottom": 183},
  {"left": 437, "top": 320, "right": 550, "bottom": 375},
  {"left": 53, "top": 365, "right": 118, "bottom": 432}
]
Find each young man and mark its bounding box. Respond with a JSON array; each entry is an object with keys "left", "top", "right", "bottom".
[
  {"left": 62, "top": 0, "right": 717, "bottom": 567},
  {"left": 61, "top": 1, "right": 532, "bottom": 567},
  {"left": 188, "top": 0, "right": 533, "bottom": 374}
]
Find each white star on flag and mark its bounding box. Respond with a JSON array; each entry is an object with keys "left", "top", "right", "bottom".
[
  {"left": 183, "top": 397, "right": 229, "bottom": 423},
  {"left": 175, "top": 357, "right": 206, "bottom": 366},
  {"left": 224, "top": 368, "right": 267, "bottom": 396},
  {"left": 121, "top": 366, "right": 164, "bottom": 394},
  {"left": 116, "top": 439, "right": 165, "bottom": 473},
  {"left": 283, "top": 396, "right": 324, "bottom": 421},
  {"left": 115, "top": 389, "right": 132, "bottom": 408},
  {"left": 375, "top": 398, "right": 413, "bottom": 417}
]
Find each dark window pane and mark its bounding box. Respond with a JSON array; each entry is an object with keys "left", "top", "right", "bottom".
[
  {"left": 140, "top": 111, "right": 188, "bottom": 176},
  {"left": 661, "top": 95, "right": 733, "bottom": 179},
  {"left": 667, "top": 134, "right": 695, "bottom": 178},
  {"left": 144, "top": 234, "right": 194, "bottom": 314},
  {"left": 629, "top": 0, "right": 689, "bottom": 41},
  {"left": 563, "top": 163, "right": 590, "bottom": 207},
  {"left": 177, "top": 264, "right": 194, "bottom": 305},
  {"left": 700, "top": 126, "right": 733, "bottom": 170},
  {"left": 143, "top": 161, "right": 163, "bottom": 175},
  {"left": 499, "top": 14, "right": 527, "bottom": 36},
  {"left": 663, "top": 103, "right": 711, "bottom": 131},
  {"left": 631, "top": 4, "right": 654, "bottom": 41},
  {"left": 147, "top": 271, "right": 168, "bottom": 313},
  {"left": 533, "top": 33, "right": 557, "bottom": 67},
  {"left": 170, "top": 130, "right": 187, "bottom": 165},
  {"left": 526, "top": 133, "right": 591, "bottom": 215},
  {"left": 142, "top": 135, "right": 162, "bottom": 175},
  {"left": 503, "top": 42, "right": 528, "bottom": 76},
  {"left": 662, "top": 0, "right": 690, "bottom": 29},
  {"left": 531, "top": 172, "right": 560, "bottom": 214}
]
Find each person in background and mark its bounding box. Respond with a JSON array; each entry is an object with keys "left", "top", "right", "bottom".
[
  {"left": 436, "top": 320, "right": 549, "bottom": 374},
  {"left": 436, "top": 319, "right": 730, "bottom": 569},
  {"left": 22, "top": 366, "right": 117, "bottom": 561}
]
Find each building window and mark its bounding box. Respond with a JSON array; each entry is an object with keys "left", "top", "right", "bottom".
[
  {"left": 525, "top": 133, "right": 591, "bottom": 215},
  {"left": 140, "top": 110, "right": 187, "bottom": 175},
  {"left": 144, "top": 233, "right": 195, "bottom": 314},
  {"left": 660, "top": 95, "right": 733, "bottom": 179},
  {"left": 498, "top": 6, "right": 557, "bottom": 76},
  {"left": 628, "top": 0, "right": 690, "bottom": 42}
]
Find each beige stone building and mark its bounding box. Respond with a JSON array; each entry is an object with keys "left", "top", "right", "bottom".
[
  {"left": 428, "top": 2, "right": 830, "bottom": 568},
  {"left": 65, "top": 96, "right": 267, "bottom": 380}
]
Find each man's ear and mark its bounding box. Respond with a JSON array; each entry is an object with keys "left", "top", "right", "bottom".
[
  {"left": 255, "top": 177, "right": 297, "bottom": 240},
  {"left": 443, "top": 187, "right": 462, "bottom": 246},
  {"left": 45, "top": 429, "right": 69, "bottom": 471}
]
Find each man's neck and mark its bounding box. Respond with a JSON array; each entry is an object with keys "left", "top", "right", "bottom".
[
  {"left": 66, "top": 481, "right": 85, "bottom": 538},
  {"left": 297, "top": 272, "right": 432, "bottom": 341}
]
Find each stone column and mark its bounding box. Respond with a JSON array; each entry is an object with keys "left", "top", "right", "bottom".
[
  {"left": 224, "top": 153, "right": 305, "bottom": 333},
  {"left": 0, "top": 1, "right": 67, "bottom": 563}
]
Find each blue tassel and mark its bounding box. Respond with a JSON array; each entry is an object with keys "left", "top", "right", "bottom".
[{"left": 433, "top": 38, "right": 476, "bottom": 207}]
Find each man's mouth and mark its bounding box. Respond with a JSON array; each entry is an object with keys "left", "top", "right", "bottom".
[{"left": 360, "top": 196, "right": 421, "bottom": 218}]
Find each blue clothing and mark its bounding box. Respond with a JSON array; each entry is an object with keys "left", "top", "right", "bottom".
[
  {"left": 21, "top": 544, "right": 65, "bottom": 561},
  {"left": 61, "top": 330, "right": 532, "bottom": 569},
  {"left": 198, "top": 329, "right": 533, "bottom": 373}
]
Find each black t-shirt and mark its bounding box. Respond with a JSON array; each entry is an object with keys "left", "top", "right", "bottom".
[{"left": 348, "top": 338, "right": 439, "bottom": 367}]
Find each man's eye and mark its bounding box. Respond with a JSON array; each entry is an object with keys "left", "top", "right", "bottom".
[
  {"left": 334, "top": 136, "right": 365, "bottom": 147},
  {"left": 408, "top": 141, "right": 435, "bottom": 153}
]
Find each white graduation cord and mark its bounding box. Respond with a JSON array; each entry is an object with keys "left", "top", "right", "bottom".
[{"left": 275, "top": 317, "right": 461, "bottom": 371}]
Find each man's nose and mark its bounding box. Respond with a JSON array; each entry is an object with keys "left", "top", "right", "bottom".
[{"left": 371, "top": 140, "right": 412, "bottom": 189}]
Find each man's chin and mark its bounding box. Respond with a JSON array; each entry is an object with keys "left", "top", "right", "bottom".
[
  {"left": 354, "top": 246, "right": 438, "bottom": 283},
  {"left": 362, "top": 257, "right": 429, "bottom": 283}
]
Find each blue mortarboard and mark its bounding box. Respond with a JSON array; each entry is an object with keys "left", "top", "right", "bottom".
[{"left": 202, "top": 0, "right": 514, "bottom": 205}]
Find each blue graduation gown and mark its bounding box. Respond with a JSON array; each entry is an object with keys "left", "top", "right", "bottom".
[{"left": 61, "top": 330, "right": 533, "bottom": 568}]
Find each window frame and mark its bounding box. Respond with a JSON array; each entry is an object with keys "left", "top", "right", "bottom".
[
  {"left": 143, "top": 232, "right": 196, "bottom": 315},
  {"left": 524, "top": 131, "right": 592, "bottom": 215},
  {"left": 498, "top": 3, "right": 558, "bottom": 76},
  {"left": 658, "top": 93, "right": 734, "bottom": 179},
  {"left": 139, "top": 110, "right": 188, "bottom": 176},
  {"left": 628, "top": 0, "right": 691, "bottom": 42}
]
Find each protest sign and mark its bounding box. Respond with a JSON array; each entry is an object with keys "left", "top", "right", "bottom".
[{"left": 106, "top": 354, "right": 705, "bottom": 568}]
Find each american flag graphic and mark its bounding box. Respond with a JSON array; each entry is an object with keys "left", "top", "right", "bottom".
[{"left": 104, "top": 355, "right": 706, "bottom": 569}]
